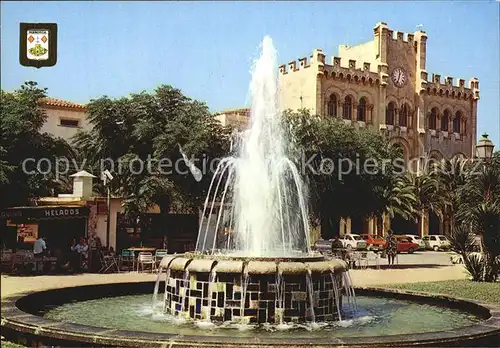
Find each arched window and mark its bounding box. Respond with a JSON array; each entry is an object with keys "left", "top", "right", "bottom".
[
  {"left": 386, "top": 102, "right": 395, "bottom": 125},
  {"left": 453, "top": 111, "right": 462, "bottom": 133},
  {"left": 343, "top": 96, "right": 353, "bottom": 119},
  {"left": 327, "top": 94, "right": 337, "bottom": 117},
  {"left": 441, "top": 109, "right": 451, "bottom": 131},
  {"left": 429, "top": 107, "right": 438, "bottom": 129},
  {"left": 357, "top": 97, "right": 367, "bottom": 122},
  {"left": 400, "top": 103, "right": 409, "bottom": 127}
]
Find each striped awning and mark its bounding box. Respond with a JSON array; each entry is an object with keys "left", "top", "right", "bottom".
[{"left": 1, "top": 206, "right": 90, "bottom": 220}]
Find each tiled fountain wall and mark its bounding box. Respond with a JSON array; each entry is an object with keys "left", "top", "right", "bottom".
[{"left": 164, "top": 270, "right": 343, "bottom": 323}]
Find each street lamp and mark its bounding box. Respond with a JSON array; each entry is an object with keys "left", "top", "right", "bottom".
[
  {"left": 101, "top": 170, "right": 114, "bottom": 247},
  {"left": 476, "top": 133, "right": 495, "bottom": 160}
]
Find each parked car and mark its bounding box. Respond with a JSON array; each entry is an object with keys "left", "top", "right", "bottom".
[
  {"left": 395, "top": 236, "right": 419, "bottom": 253},
  {"left": 423, "top": 235, "right": 451, "bottom": 251},
  {"left": 360, "top": 234, "right": 386, "bottom": 251},
  {"left": 403, "top": 234, "right": 425, "bottom": 250},
  {"left": 339, "top": 234, "right": 368, "bottom": 251}
]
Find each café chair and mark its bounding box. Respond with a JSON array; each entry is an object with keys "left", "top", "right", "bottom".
[
  {"left": 119, "top": 249, "right": 135, "bottom": 271},
  {"left": 137, "top": 252, "right": 155, "bottom": 273},
  {"left": 154, "top": 249, "right": 168, "bottom": 267},
  {"left": 98, "top": 250, "right": 120, "bottom": 273}
]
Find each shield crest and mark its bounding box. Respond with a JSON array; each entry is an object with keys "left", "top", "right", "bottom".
[{"left": 26, "top": 29, "right": 49, "bottom": 61}]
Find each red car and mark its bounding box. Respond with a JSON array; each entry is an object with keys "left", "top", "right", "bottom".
[
  {"left": 360, "top": 234, "right": 386, "bottom": 251},
  {"left": 395, "top": 236, "right": 419, "bottom": 254}
]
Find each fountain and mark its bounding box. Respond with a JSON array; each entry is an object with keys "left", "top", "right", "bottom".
[{"left": 155, "top": 36, "right": 348, "bottom": 325}]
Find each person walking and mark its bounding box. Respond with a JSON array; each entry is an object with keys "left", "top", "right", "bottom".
[
  {"left": 33, "top": 236, "right": 47, "bottom": 257},
  {"left": 385, "top": 230, "right": 397, "bottom": 266}
]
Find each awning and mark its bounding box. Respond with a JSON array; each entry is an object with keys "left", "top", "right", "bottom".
[{"left": 0, "top": 205, "right": 90, "bottom": 220}]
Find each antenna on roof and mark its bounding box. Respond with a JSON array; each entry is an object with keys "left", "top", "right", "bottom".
[{"left": 416, "top": 24, "right": 424, "bottom": 31}]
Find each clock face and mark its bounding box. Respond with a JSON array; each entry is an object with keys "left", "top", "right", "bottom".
[{"left": 391, "top": 67, "right": 407, "bottom": 88}]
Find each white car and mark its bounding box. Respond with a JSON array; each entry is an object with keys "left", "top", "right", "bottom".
[
  {"left": 423, "top": 235, "right": 451, "bottom": 251},
  {"left": 339, "top": 234, "right": 368, "bottom": 251},
  {"left": 404, "top": 234, "right": 426, "bottom": 250}
]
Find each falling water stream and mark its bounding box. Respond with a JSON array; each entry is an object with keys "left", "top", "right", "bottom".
[
  {"left": 152, "top": 269, "right": 162, "bottom": 308},
  {"left": 180, "top": 269, "right": 190, "bottom": 314},
  {"left": 305, "top": 271, "right": 316, "bottom": 323},
  {"left": 342, "top": 272, "right": 357, "bottom": 314},
  {"left": 240, "top": 264, "right": 250, "bottom": 323},
  {"left": 330, "top": 269, "right": 342, "bottom": 321},
  {"left": 275, "top": 268, "right": 285, "bottom": 325},
  {"left": 205, "top": 267, "right": 218, "bottom": 322}
]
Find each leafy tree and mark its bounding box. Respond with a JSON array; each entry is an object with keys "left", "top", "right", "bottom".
[
  {"left": 282, "top": 109, "right": 412, "bottom": 238},
  {"left": 73, "top": 85, "right": 232, "bottom": 218},
  {"left": 0, "top": 82, "right": 74, "bottom": 208},
  {"left": 405, "top": 172, "right": 447, "bottom": 236}
]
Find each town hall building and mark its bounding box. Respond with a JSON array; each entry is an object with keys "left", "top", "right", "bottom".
[{"left": 276, "top": 22, "right": 480, "bottom": 237}]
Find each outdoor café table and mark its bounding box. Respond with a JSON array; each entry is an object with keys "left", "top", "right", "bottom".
[
  {"left": 127, "top": 247, "right": 157, "bottom": 253},
  {"left": 126, "top": 247, "right": 157, "bottom": 260}
]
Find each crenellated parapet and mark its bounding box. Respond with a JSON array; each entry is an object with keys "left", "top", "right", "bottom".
[
  {"left": 278, "top": 48, "right": 325, "bottom": 75},
  {"left": 387, "top": 29, "right": 416, "bottom": 45},
  {"left": 279, "top": 51, "right": 381, "bottom": 86},
  {"left": 374, "top": 21, "right": 416, "bottom": 46},
  {"left": 421, "top": 73, "right": 479, "bottom": 100},
  {"left": 324, "top": 57, "right": 381, "bottom": 85}
]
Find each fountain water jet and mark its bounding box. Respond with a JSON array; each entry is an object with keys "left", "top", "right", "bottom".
[{"left": 196, "top": 36, "right": 311, "bottom": 257}]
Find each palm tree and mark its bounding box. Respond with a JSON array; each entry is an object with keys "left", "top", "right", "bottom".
[
  {"left": 455, "top": 161, "right": 500, "bottom": 281},
  {"left": 431, "top": 157, "right": 472, "bottom": 233},
  {"left": 374, "top": 174, "right": 418, "bottom": 235},
  {"left": 407, "top": 172, "right": 447, "bottom": 236},
  {"left": 448, "top": 224, "right": 483, "bottom": 281}
]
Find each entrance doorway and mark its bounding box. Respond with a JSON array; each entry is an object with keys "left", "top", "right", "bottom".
[
  {"left": 391, "top": 215, "right": 418, "bottom": 235},
  {"left": 428, "top": 211, "right": 441, "bottom": 235},
  {"left": 350, "top": 216, "right": 365, "bottom": 234},
  {"left": 38, "top": 218, "right": 87, "bottom": 252}
]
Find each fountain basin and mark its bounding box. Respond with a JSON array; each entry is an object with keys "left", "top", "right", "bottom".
[
  {"left": 159, "top": 253, "right": 347, "bottom": 323},
  {"left": 2, "top": 282, "right": 500, "bottom": 347}
]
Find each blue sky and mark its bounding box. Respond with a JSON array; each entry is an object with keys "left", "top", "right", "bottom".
[{"left": 2, "top": 1, "right": 499, "bottom": 146}]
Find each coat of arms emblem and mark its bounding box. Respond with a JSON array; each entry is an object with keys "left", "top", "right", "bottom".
[
  {"left": 26, "top": 29, "right": 50, "bottom": 60},
  {"left": 20, "top": 23, "right": 57, "bottom": 68}
]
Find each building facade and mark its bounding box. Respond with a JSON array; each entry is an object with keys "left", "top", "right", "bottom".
[
  {"left": 214, "top": 108, "right": 250, "bottom": 131},
  {"left": 278, "top": 21, "right": 478, "bottom": 166},
  {"left": 278, "top": 22, "right": 480, "bottom": 237},
  {"left": 39, "top": 97, "right": 90, "bottom": 143}
]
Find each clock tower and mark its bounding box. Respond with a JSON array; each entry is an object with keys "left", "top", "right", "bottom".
[{"left": 374, "top": 22, "right": 419, "bottom": 129}]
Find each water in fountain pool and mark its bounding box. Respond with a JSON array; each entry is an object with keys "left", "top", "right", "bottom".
[{"left": 44, "top": 294, "right": 480, "bottom": 338}]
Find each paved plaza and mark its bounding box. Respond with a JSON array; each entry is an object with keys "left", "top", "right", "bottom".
[{"left": 1, "top": 251, "right": 466, "bottom": 300}]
